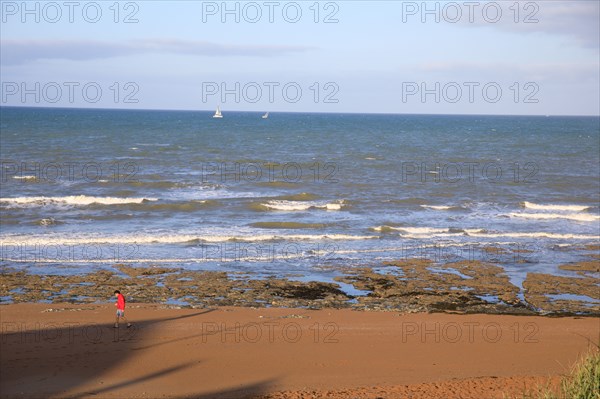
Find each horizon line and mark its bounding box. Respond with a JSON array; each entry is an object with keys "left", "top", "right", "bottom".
[{"left": 1, "top": 105, "right": 599, "bottom": 118}]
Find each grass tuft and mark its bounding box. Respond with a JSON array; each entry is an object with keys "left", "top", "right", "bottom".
[{"left": 511, "top": 345, "right": 599, "bottom": 399}]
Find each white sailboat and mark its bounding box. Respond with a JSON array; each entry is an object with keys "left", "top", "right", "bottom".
[
  {"left": 213, "top": 106, "right": 223, "bottom": 118},
  {"left": 262, "top": 112, "right": 269, "bottom": 119}
]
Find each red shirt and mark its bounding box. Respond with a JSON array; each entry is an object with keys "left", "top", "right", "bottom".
[{"left": 116, "top": 293, "right": 126, "bottom": 310}]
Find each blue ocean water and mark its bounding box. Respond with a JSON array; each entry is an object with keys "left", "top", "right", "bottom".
[{"left": 1, "top": 107, "right": 599, "bottom": 291}]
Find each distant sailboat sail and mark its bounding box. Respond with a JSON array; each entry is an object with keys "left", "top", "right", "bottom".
[
  {"left": 262, "top": 112, "right": 269, "bottom": 119},
  {"left": 213, "top": 106, "right": 223, "bottom": 118}
]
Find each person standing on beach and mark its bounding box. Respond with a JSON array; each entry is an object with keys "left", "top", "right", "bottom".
[{"left": 114, "top": 290, "right": 132, "bottom": 328}]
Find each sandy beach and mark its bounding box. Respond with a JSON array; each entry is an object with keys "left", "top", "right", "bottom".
[
  {"left": 2, "top": 2, "right": 599, "bottom": 398},
  {"left": 1, "top": 303, "right": 598, "bottom": 398}
]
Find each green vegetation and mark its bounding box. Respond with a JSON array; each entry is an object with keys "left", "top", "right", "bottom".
[{"left": 514, "top": 346, "right": 599, "bottom": 399}]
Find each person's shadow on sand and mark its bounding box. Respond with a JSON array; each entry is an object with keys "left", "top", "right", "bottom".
[{"left": 0, "top": 308, "right": 277, "bottom": 398}]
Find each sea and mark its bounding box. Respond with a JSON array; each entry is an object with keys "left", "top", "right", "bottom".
[{"left": 1, "top": 107, "right": 599, "bottom": 295}]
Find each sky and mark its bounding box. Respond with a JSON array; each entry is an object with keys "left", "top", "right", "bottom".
[{"left": 1, "top": 0, "right": 599, "bottom": 115}]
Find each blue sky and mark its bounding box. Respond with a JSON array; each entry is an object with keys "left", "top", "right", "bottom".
[{"left": 1, "top": 0, "right": 599, "bottom": 115}]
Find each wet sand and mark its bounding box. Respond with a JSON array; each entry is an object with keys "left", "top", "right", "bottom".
[{"left": 1, "top": 303, "right": 598, "bottom": 398}]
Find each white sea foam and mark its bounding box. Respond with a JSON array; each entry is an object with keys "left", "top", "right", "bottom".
[
  {"left": 0, "top": 252, "right": 332, "bottom": 264},
  {"left": 420, "top": 205, "right": 453, "bottom": 210},
  {"left": 508, "top": 212, "right": 599, "bottom": 222},
  {"left": 372, "top": 226, "right": 465, "bottom": 239},
  {"left": 263, "top": 201, "right": 312, "bottom": 211},
  {"left": 371, "top": 226, "right": 598, "bottom": 240},
  {"left": 522, "top": 202, "right": 590, "bottom": 212},
  {"left": 12, "top": 175, "right": 37, "bottom": 180},
  {"left": 0, "top": 257, "right": 277, "bottom": 264},
  {"left": 372, "top": 226, "right": 449, "bottom": 234},
  {"left": 403, "top": 233, "right": 465, "bottom": 239},
  {"left": 401, "top": 227, "right": 452, "bottom": 234},
  {"left": 264, "top": 200, "right": 344, "bottom": 211},
  {"left": 0, "top": 195, "right": 158, "bottom": 206},
  {"left": 0, "top": 233, "right": 377, "bottom": 246},
  {"left": 466, "top": 231, "right": 598, "bottom": 240}
]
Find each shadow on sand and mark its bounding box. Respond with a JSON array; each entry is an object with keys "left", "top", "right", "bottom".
[{"left": 0, "top": 308, "right": 277, "bottom": 398}]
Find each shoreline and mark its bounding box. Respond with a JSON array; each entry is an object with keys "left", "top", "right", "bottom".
[
  {"left": 1, "top": 303, "right": 598, "bottom": 398},
  {"left": 2, "top": 256, "right": 599, "bottom": 316}
]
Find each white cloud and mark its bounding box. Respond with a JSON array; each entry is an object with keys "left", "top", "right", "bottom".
[
  {"left": 0, "top": 39, "right": 315, "bottom": 65},
  {"left": 468, "top": 1, "right": 600, "bottom": 49}
]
